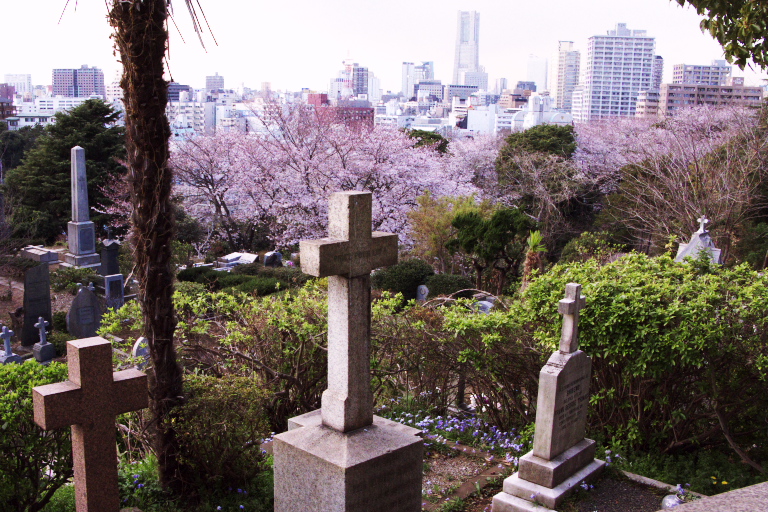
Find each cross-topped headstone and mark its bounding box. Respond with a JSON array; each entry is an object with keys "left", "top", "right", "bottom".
[
  {"left": 697, "top": 215, "right": 710, "bottom": 233},
  {"left": 0, "top": 325, "right": 22, "bottom": 364},
  {"left": 558, "top": 283, "right": 586, "bottom": 353},
  {"left": 33, "top": 338, "right": 148, "bottom": 512},
  {"left": 300, "top": 191, "right": 398, "bottom": 432},
  {"left": 35, "top": 317, "right": 49, "bottom": 345}
]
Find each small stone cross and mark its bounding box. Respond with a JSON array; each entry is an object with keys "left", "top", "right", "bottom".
[
  {"left": 105, "top": 226, "right": 113, "bottom": 240},
  {"left": 300, "top": 191, "right": 398, "bottom": 432},
  {"left": 33, "top": 338, "right": 148, "bottom": 512},
  {"left": 35, "top": 317, "right": 49, "bottom": 345},
  {"left": 697, "top": 215, "right": 709, "bottom": 233},
  {"left": 1, "top": 325, "right": 13, "bottom": 356},
  {"left": 558, "top": 283, "right": 586, "bottom": 353}
]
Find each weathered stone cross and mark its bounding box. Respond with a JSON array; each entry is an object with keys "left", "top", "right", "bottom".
[
  {"left": 300, "top": 191, "right": 398, "bottom": 432},
  {"left": 697, "top": 215, "right": 710, "bottom": 233},
  {"left": 35, "top": 316, "right": 49, "bottom": 345},
  {"left": 1, "top": 325, "right": 13, "bottom": 355},
  {"left": 558, "top": 283, "right": 587, "bottom": 353},
  {"left": 33, "top": 338, "right": 148, "bottom": 512}
]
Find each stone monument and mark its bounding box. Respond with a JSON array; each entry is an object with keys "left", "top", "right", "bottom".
[
  {"left": 100, "top": 239, "right": 120, "bottom": 276},
  {"left": 22, "top": 263, "right": 52, "bottom": 347},
  {"left": 0, "top": 325, "right": 22, "bottom": 364},
  {"left": 493, "top": 283, "right": 605, "bottom": 512},
  {"left": 33, "top": 337, "right": 148, "bottom": 512},
  {"left": 416, "top": 284, "right": 429, "bottom": 302},
  {"left": 131, "top": 336, "right": 150, "bottom": 370},
  {"left": 63, "top": 146, "right": 101, "bottom": 269},
  {"left": 273, "top": 191, "right": 423, "bottom": 512},
  {"left": 67, "top": 283, "right": 103, "bottom": 338},
  {"left": 104, "top": 274, "right": 125, "bottom": 310},
  {"left": 33, "top": 316, "right": 56, "bottom": 363},
  {"left": 675, "top": 216, "right": 722, "bottom": 264}
]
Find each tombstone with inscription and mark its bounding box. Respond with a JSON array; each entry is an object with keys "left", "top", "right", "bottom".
[
  {"left": 33, "top": 317, "right": 56, "bottom": 363},
  {"left": 0, "top": 326, "right": 22, "bottom": 364},
  {"left": 274, "top": 192, "right": 423, "bottom": 512},
  {"left": 100, "top": 239, "right": 121, "bottom": 276},
  {"left": 104, "top": 274, "right": 125, "bottom": 310},
  {"left": 63, "top": 146, "right": 101, "bottom": 268},
  {"left": 66, "top": 283, "right": 103, "bottom": 339},
  {"left": 493, "top": 283, "right": 604, "bottom": 512},
  {"left": 22, "top": 263, "right": 52, "bottom": 347}
]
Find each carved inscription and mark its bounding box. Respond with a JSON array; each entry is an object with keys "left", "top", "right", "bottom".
[
  {"left": 80, "top": 228, "right": 95, "bottom": 253},
  {"left": 554, "top": 375, "right": 588, "bottom": 431},
  {"left": 78, "top": 306, "right": 95, "bottom": 325}
]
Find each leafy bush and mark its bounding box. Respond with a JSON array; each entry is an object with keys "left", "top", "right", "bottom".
[
  {"left": 371, "top": 259, "right": 434, "bottom": 301},
  {"left": 0, "top": 255, "right": 40, "bottom": 278},
  {"left": 176, "top": 266, "right": 219, "bottom": 287},
  {"left": 50, "top": 267, "right": 97, "bottom": 293},
  {"left": 173, "top": 280, "right": 206, "bottom": 297},
  {"left": 424, "top": 274, "right": 474, "bottom": 298},
  {"left": 232, "top": 262, "right": 311, "bottom": 287},
  {"left": 175, "top": 374, "right": 272, "bottom": 491},
  {"left": 0, "top": 361, "right": 73, "bottom": 512},
  {"left": 559, "top": 231, "right": 627, "bottom": 264},
  {"left": 229, "top": 277, "right": 287, "bottom": 296},
  {"left": 51, "top": 311, "right": 67, "bottom": 333},
  {"left": 216, "top": 273, "right": 256, "bottom": 289},
  {"left": 40, "top": 485, "right": 74, "bottom": 512}
]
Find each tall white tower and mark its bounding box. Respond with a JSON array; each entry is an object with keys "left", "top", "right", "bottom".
[
  {"left": 453, "top": 11, "right": 480, "bottom": 85},
  {"left": 552, "top": 42, "right": 580, "bottom": 112},
  {"left": 573, "top": 23, "right": 656, "bottom": 122}
]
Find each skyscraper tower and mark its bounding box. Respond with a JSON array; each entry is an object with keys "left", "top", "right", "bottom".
[
  {"left": 453, "top": 11, "right": 480, "bottom": 85},
  {"left": 572, "top": 23, "right": 656, "bottom": 122},
  {"left": 552, "top": 41, "right": 580, "bottom": 112}
]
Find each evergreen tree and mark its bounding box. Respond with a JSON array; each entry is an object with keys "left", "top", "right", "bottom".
[{"left": 5, "top": 99, "right": 125, "bottom": 242}]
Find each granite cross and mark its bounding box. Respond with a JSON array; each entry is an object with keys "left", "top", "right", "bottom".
[
  {"left": 33, "top": 338, "right": 148, "bottom": 512},
  {"left": 35, "top": 317, "right": 49, "bottom": 345},
  {"left": 558, "top": 283, "right": 587, "bottom": 353},
  {"left": 697, "top": 215, "right": 710, "bottom": 233},
  {"left": 1, "top": 325, "right": 13, "bottom": 356},
  {"left": 299, "top": 191, "right": 398, "bottom": 432}
]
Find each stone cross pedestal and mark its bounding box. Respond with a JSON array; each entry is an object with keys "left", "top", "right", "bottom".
[
  {"left": 0, "top": 325, "right": 22, "bottom": 364},
  {"left": 33, "top": 338, "right": 148, "bottom": 512},
  {"left": 493, "top": 283, "right": 605, "bottom": 512},
  {"left": 274, "top": 191, "right": 423, "bottom": 512},
  {"left": 33, "top": 316, "right": 56, "bottom": 363},
  {"left": 63, "top": 146, "right": 101, "bottom": 269}
]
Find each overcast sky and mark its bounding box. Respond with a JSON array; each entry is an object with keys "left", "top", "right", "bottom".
[{"left": 3, "top": 0, "right": 767, "bottom": 93}]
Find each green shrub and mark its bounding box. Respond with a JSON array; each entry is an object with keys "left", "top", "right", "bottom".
[
  {"left": 50, "top": 267, "right": 98, "bottom": 293},
  {"left": 40, "top": 484, "right": 75, "bottom": 512},
  {"left": 0, "top": 361, "right": 73, "bottom": 511},
  {"left": 175, "top": 374, "right": 272, "bottom": 491},
  {"left": 48, "top": 331, "right": 75, "bottom": 357},
  {"left": 176, "top": 265, "right": 219, "bottom": 287},
  {"left": 424, "top": 274, "right": 474, "bottom": 298},
  {"left": 229, "top": 277, "right": 287, "bottom": 296},
  {"left": 216, "top": 273, "right": 256, "bottom": 289},
  {"left": 233, "top": 262, "right": 311, "bottom": 287},
  {"left": 52, "top": 310, "right": 67, "bottom": 332},
  {"left": 558, "top": 231, "right": 627, "bottom": 264},
  {"left": 173, "top": 280, "right": 206, "bottom": 297},
  {"left": 0, "top": 255, "right": 40, "bottom": 278},
  {"left": 230, "top": 262, "right": 263, "bottom": 276},
  {"left": 371, "top": 259, "right": 434, "bottom": 301}
]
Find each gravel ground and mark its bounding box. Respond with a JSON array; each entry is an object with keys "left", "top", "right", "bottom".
[{"left": 423, "top": 452, "right": 487, "bottom": 502}]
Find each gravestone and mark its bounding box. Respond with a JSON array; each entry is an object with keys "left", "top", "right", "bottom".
[
  {"left": 100, "top": 240, "right": 120, "bottom": 276},
  {"left": 416, "top": 284, "right": 429, "bottom": 302},
  {"left": 104, "top": 274, "right": 125, "bottom": 310},
  {"left": 0, "top": 325, "right": 22, "bottom": 364},
  {"left": 21, "top": 245, "right": 59, "bottom": 264},
  {"left": 33, "top": 316, "right": 56, "bottom": 363},
  {"left": 675, "top": 216, "right": 722, "bottom": 264},
  {"left": 22, "top": 263, "right": 52, "bottom": 347},
  {"left": 66, "top": 283, "right": 103, "bottom": 339},
  {"left": 63, "top": 146, "right": 101, "bottom": 269},
  {"left": 131, "top": 336, "right": 150, "bottom": 370},
  {"left": 263, "top": 251, "right": 282, "bottom": 267},
  {"left": 274, "top": 191, "right": 423, "bottom": 512},
  {"left": 493, "top": 283, "right": 605, "bottom": 512},
  {"left": 33, "top": 337, "right": 148, "bottom": 512}
]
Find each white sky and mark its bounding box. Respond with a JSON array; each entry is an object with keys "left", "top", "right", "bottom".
[{"left": 2, "top": 0, "right": 767, "bottom": 93}]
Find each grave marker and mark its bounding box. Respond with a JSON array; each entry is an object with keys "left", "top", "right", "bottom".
[
  {"left": 22, "top": 263, "right": 52, "bottom": 347},
  {"left": 67, "top": 283, "right": 103, "bottom": 339},
  {"left": 33, "top": 338, "right": 148, "bottom": 512},
  {"left": 493, "top": 283, "right": 604, "bottom": 512},
  {"left": 63, "top": 147, "right": 100, "bottom": 268},
  {"left": 416, "top": 284, "right": 429, "bottom": 302},
  {"left": 33, "top": 316, "right": 56, "bottom": 363},
  {"left": 100, "top": 240, "right": 120, "bottom": 276},
  {"left": 274, "top": 191, "right": 423, "bottom": 512},
  {"left": 131, "top": 336, "right": 150, "bottom": 370},
  {"left": 0, "top": 325, "right": 22, "bottom": 364},
  {"left": 104, "top": 274, "right": 125, "bottom": 310}
]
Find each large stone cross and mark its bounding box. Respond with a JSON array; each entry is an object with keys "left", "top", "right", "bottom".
[
  {"left": 33, "top": 338, "right": 148, "bottom": 511},
  {"left": 300, "top": 191, "right": 398, "bottom": 432},
  {"left": 1, "top": 326, "right": 13, "bottom": 356},
  {"left": 697, "top": 215, "right": 710, "bottom": 233},
  {"left": 558, "top": 283, "right": 586, "bottom": 353}
]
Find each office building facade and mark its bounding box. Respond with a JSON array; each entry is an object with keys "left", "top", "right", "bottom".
[
  {"left": 552, "top": 41, "right": 580, "bottom": 112},
  {"left": 52, "top": 65, "right": 105, "bottom": 98},
  {"left": 453, "top": 11, "right": 480, "bottom": 85}
]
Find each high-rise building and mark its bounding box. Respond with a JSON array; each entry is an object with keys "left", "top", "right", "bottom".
[
  {"left": 3, "top": 74, "right": 32, "bottom": 96},
  {"left": 453, "top": 11, "right": 480, "bottom": 85},
  {"left": 652, "top": 55, "right": 664, "bottom": 91},
  {"left": 494, "top": 78, "right": 508, "bottom": 95},
  {"left": 206, "top": 72, "right": 225, "bottom": 92},
  {"left": 527, "top": 55, "right": 548, "bottom": 92},
  {"left": 637, "top": 77, "right": 763, "bottom": 117},
  {"left": 552, "top": 41, "right": 580, "bottom": 112},
  {"left": 672, "top": 60, "right": 732, "bottom": 85},
  {"left": 52, "top": 65, "right": 105, "bottom": 98},
  {"left": 572, "top": 23, "right": 656, "bottom": 122}
]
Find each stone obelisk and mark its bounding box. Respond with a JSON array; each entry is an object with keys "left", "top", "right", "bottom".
[{"left": 63, "top": 146, "right": 101, "bottom": 268}]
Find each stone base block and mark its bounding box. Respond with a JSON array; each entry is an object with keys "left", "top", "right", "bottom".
[
  {"left": 519, "top": 439, "right": 597, "bottom": 488},
  {"left": 0, "top": 354, "right": 23, "bottom": 364},
  {"left": 274, "top": 412, "right": 423, "bottom": 512},
  {"left": 62, "top": 252, "right": 101, "bottom": 269},
  {"left": 494, "top": 458, "right": 605, "bottom": 510},
  {"left": 492, "top": 492, "right": 548, "bottom": 512},
  {"left": 33, "top": 343, "right": 56, "bottom": 363}
]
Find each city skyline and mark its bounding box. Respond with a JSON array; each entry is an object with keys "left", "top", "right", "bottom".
[{"left": 2, "top": 0, "right": 768, "bottom": 94}]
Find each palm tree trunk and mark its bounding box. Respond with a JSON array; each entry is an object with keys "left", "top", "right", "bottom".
[{"left": 109, "top": 0, "right": 186, "bottom": 493}]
